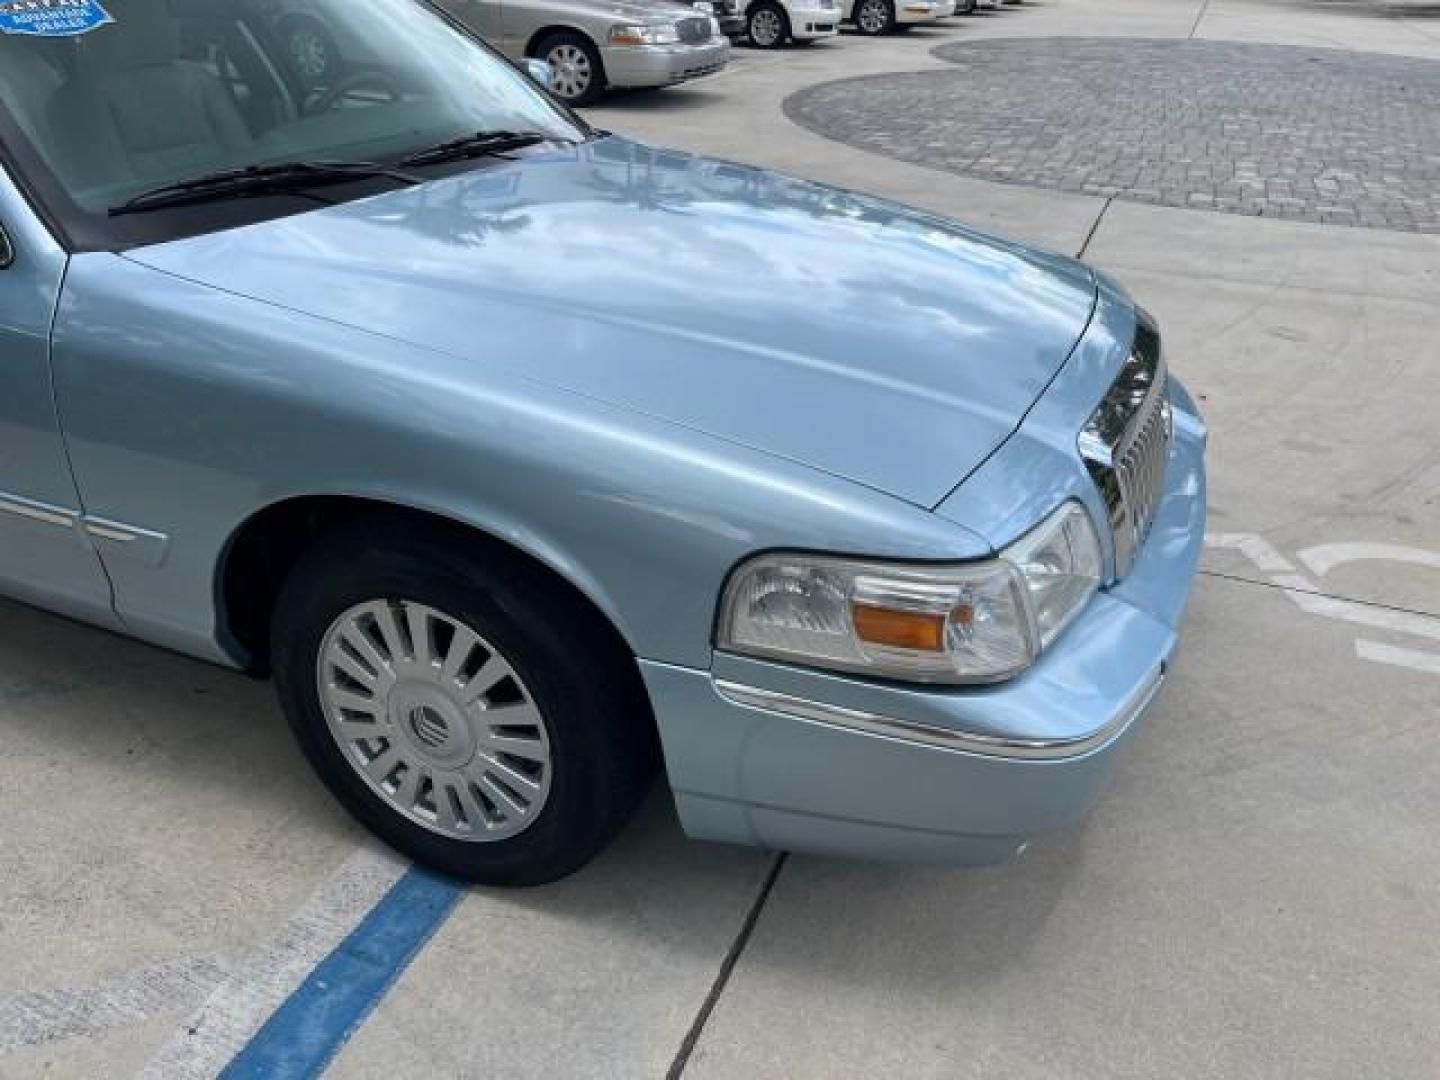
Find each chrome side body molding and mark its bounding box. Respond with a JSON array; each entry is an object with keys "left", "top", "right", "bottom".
[
  {"left": 0, "top": 491, "right": 73, "bottom": 528},
  {"left": 0, "top": 491, "right": 169, "bottom": 567}
]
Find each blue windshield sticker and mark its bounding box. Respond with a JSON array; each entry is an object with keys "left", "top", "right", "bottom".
[{"left": 0, "top": 0, "right": 113, "bottom": 37}]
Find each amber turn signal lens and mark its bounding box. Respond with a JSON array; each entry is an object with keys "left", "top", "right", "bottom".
[{"left": 851, "top": 604, "right": 947, "bottom": 652}]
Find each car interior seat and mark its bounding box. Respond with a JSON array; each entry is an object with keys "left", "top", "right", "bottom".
[
  {"left": 43, "top": 0, "right": 253, "bottom": 199},
  {"left": 0, "top": 39, "right": 66, "bottom": 149}
]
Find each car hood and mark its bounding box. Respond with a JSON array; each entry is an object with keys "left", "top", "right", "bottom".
[
  {"left": 126, "top": 137, "right": 1097, "bottom": 508},
  {"left": 581, "top": 0, "right": 700, "bottom": 21}
]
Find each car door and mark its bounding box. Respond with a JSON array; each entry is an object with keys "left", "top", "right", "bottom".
[{"left": 0, "top": 167, "right": 119, "bottom": 628}]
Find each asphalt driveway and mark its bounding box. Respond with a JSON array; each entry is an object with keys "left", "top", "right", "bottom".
[{"left": 3, "top": 0, "right": 1438, "bottom": 1076}]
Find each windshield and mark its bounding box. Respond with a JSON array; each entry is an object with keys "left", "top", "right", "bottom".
[{"left": 0, "top": 0, "right": 587, "bottom": 246}]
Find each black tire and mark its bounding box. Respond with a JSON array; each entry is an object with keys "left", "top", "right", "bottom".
[
  {"left": 281, "top": 15, "right": 340, "bottom": 90},
  {"left": 271, "top": 520, "right": 656, "bottom": 886},
  {"left": 533, "top": 31, "right": 605, "bottom": 106},
  {"left": 746, "top": 1, "right": 790, "bottom": 48},
  {"left": 853, "top": 0, "right": 896, "bottom": 34}
]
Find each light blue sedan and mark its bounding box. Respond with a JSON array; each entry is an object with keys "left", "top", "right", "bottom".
[{"left": 0, "top": 0, "right": 1205, "bottom": 884}]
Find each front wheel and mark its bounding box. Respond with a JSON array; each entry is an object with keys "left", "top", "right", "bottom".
[
  {"left": 535, "top": 32, "right": 605, "bottom": 106},
  {"left": 854, "top": 0, "right": 896, "bottom": 34},
  {"left": 747, "top": 1, "right": 790, "bottom": 48},
  {"left": 271, "top": 521, "right": 655, "bottom": 885}
]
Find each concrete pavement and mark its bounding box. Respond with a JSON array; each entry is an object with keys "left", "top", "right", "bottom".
[{"left": 3, "top": 0, "right": 1438, "bottom": 1076}]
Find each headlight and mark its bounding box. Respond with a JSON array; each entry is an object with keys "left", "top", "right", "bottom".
[
  {"left": 1003, "top": 501, "right": 1104, "bottom": 647},
  {"left": 609, "top": 23, "right": 681, "bottom": 45},
  {"left": 717, "top": 501, "right": 1101, "bottom": 684}
]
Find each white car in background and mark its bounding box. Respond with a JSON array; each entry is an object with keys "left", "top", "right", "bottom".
[
  {"left": 842, "top": 0, "right": 943, "bottom": 34},
  {"left": 741, "top": 0, "right": 838, "bottom": 47}
]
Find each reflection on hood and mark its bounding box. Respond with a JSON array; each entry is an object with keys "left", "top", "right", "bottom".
[{"left": 128, "top": 137, "right": 1098, "bottom": 506}]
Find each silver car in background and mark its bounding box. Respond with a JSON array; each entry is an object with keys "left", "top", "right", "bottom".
[
  {"left": 435, "top": 0, "right": 730, "bottom": 104},
  {"left": 270, "top": 0, "right": 728, "bottom": 106}
]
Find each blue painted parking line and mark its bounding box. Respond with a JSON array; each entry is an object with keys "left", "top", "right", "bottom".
[{"left": 219, "top": 865, "right": 465, "bottom": 1080}]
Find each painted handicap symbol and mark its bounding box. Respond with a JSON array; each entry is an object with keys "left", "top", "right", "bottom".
[{"left": 1207, "top": 534, "right": 1440, "bottom": 677}]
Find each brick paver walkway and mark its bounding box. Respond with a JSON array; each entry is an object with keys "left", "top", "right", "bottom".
[{"left": 784, "top": 38, "right": 1440, "bottom": 231}]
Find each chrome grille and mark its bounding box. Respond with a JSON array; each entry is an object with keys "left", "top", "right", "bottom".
[
  {"left": 1113, "top": 377, "right": 1170, "bottom": 558},
  {"left": 1079, "top": 313, "right": 1173, "bottom": 579},
  {"left": 677, "top": 16, "right": 711, "bottom": 41}
]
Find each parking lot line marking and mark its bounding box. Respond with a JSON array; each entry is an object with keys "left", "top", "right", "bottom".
[
  {"left": 139, "top": 842, "right": 409, "bottom": 1080},
  {"left": 1205, "top": 532, "right": 1297, "bottom": 574},
  {"left": 1356, "top": 639, "right": 1440, "bottom": 677},
  {"left": 219, "top": 865, "right": 463, "bottom": 1079},
  {"left": 0, "top": 956, "right": 227, "bottom": 1053}
]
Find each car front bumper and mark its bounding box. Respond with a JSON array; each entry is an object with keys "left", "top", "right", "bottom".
[
  {"left": 643, "top": 383, "right": 1206, "bottom": 865},
  {"left": 789, "top": 4, "right": 840, "bottom": 38},
  {"left": 601, "top": 37, "right": 731, "bottom": 88}
]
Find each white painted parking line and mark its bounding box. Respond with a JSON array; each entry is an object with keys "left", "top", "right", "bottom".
[
  {"left": 1356, "top": 639, "right": 1440, "bottom": 677},
  {"left": 139, "top": 842, "right": 409, "bottom": 1080},
  {"left": 0, "top": 956, "right": 226, "bottom": 1053}
]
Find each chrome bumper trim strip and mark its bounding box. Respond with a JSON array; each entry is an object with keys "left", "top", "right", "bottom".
[{"left": 714, "top": 665, "right": 1164, "bottom": 760}]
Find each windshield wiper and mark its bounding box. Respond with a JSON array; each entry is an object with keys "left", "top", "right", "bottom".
[
  {"left": 109, "top": 160, "right": 421, "bottom": 217},
  {"left": 399, "top": 130, "right": 554, "bottom": 168}
]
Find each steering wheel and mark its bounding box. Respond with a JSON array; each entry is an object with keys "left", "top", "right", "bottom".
[{"left": 304, "top": 70, "right": 403, "bottom": 116}]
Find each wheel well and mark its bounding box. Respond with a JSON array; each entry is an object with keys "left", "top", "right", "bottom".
[
  {"left": 217, "top": 496, "right": 638, "bottom": 688},
  {"left": 525, "top": 25, "right": 591, "bottom": 57}
]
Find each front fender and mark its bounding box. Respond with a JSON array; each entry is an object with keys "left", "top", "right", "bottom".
[{"left": 51, "top": 254, "right": 988, "bottom": 668}]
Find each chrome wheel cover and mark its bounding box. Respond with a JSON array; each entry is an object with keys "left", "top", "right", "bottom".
[
  {"left": 857, "top": 0, "right": 888, "bottom": 32},
  {"left": 750, "top": 8, "right": 783, "bottom": 45},
  {"left": 317, "top": 600, "right": 553, "bottom": 843},
  {"left": 546, "top": 44, "right": 593, "bottom": 101}
]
